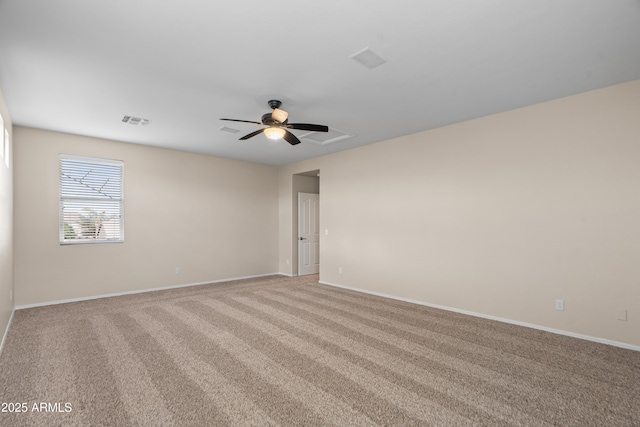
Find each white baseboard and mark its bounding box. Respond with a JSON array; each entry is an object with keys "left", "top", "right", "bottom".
[
  {"left": 0, "top": 308, "right": 15, "bottom": 356},
  {"left": 15, "top": 273, "right": 284, "bottom": 310},
  {"left": 278, "top": 272, "right": 295, "bottom": 277},
  {"left": 319, "top": 280, "right": 640, "bottom": 352}
]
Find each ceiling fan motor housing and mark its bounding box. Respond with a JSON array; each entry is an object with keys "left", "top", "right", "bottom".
[
  {"left": 261, "top": 113, "right": 279, "bottom": 125},
  {"left": 267, "top": 99, "right": 282, "bottom": 110}
]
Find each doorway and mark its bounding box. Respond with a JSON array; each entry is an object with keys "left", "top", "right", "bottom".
[
  {"left": 298, "top": 192, "right": 319, "bottom": 275},
  {"left": 292, "top": 170, "right": 319, "bottom": 276}
]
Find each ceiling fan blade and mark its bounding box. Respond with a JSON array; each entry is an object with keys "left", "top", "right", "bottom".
[
  {"left": 282, "top": 130, "right": 301, "bottom": 145},
  {"left": 239, "top": 128, "right": 265, "bottom": 140},
  {"left": 220, "top": 118, "right": 262, "bottom": 125},
  {"left": 286, "top": 123, "right": 329, "bottom": 132}
]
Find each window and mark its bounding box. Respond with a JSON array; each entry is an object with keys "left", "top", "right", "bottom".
[
  {"left": 0, "top": 112, "right": 4, "bottom": 165},
  {"left": 3, "top": 128, "right": 9, "bottom": 168},
  {"left": 59, "top": 154, "right": 124, "bottom": 244}
]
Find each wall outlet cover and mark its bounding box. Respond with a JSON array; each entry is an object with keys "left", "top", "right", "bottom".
[{"left": 616, "top": 308, "right": 627, "bottom": 321}]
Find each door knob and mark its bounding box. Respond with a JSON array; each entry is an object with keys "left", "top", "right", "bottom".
[{"left": 299, "top": 237, "right": 306, "bottom": 240}]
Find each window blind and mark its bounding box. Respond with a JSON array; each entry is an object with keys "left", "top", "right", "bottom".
[{"left": 59, "top": 154, "right": 124, "bottom": 244}]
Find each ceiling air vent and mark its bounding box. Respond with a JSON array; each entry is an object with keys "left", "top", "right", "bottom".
[
  {"left": 219, "top": 126, "right": 240, "bottom": 133},
  {"left": 300, "top": 127, "right": 354, "bottom": 146},
  {"left": 122, "top": 115, "right": 150, "bottom": 126},
  {"left": 350, "top": 47, "right": 387, "bottom": 70}
]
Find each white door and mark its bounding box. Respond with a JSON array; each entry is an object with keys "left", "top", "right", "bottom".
[{"left": 298, "top": 192, "right": 319, "bottom": 275}]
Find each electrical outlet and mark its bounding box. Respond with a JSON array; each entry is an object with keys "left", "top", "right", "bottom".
[
  {"left": 286, "top": 259, "right": 290, "bottom": 265},
  {"left": 175, "top": 267, "right": 180, "bottom": 274},
  {"left": 338, "top": 266, "right": 343, "bottom": 274},
  {"left": 325, "top": 229, "right": 329, "bottom": 236},
  {"left": 555, "top": 299, "right": 564, "bottom": 311}
]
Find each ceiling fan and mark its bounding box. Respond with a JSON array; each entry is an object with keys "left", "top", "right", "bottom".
[{"left": 220, "top": 100, "right": 329, "bottom": 145}]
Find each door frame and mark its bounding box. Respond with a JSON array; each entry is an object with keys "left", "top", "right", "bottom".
[{"left": 292, "top": 171, "right": 320, "bottom": 276}]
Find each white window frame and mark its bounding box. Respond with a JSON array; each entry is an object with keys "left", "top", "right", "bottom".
[
  {"left": 59, "top": 154, "right": 124, "bottom": 244},
  {"left": 0, "top": 112, "right": 4, "bottom": 165},
  {"left": 3, "top": 128, "right": 9, "bottom": 168}
]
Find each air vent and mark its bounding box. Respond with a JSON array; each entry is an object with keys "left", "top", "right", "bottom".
[
  {"left": 122, "top": 115, "right": 150, "bottom": 126},
  {"left": 300, "top": 127, "right": 354, "bottom": 145},
  {"left": 219, "top": 126, "right": 240, "bottom": 133},
  {"left": 350, "top": 47, "right": 387, "bottom": 69}
]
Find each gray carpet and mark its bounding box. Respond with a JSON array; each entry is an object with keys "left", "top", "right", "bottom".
[{"left": 0, "top": 274, "right": 638, "bottom": 426}]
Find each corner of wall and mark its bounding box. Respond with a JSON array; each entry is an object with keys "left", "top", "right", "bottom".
[{"left": 0, "top": 85, "right": 15, "bottom": 353}]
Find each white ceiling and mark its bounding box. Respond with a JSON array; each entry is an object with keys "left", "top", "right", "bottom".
[{"left": 1, "top": 0, "right": 639, "bottom": 166}]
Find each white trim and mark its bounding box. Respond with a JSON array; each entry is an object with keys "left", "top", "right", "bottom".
[
  {"left": 319, "top": 280, "right": 640, "bottom": 352},
  {"left": 16, "top": 273, "right": 282, "bottom": 310},
  {"left": 0, "top": 308, "right": 16, "bottom": 355},
  {"left": 278, "top": 272, "right": 295, "bottom": 277},
  {"left": 59, "top": 153, "right": 123, "bottom": 167}
]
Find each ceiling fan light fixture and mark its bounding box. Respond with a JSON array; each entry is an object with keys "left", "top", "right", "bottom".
[
  {"left": 222, "top": 100, "right": 328, "bottom": 146},
  {"left": 264, "top": 126, "right": 286, "bottom": 140},
  {"left": 271, "top": 108, "right": 288, "bottom": 123}
]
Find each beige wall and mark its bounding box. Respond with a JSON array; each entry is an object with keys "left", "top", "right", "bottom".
[
  {"left": 279, "top": 80, "right": 640, "bottom": 347},
  {"left": 13, "top": 127, "right": 279, "bottom": 306},
  {"left": 0, "top": 87, "right": 13, "bottom": 345}
]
